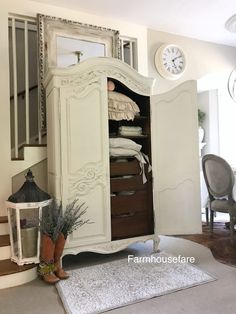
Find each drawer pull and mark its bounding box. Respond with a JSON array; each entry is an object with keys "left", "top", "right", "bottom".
[{"left": 112, "top": 212, "right": 135, "bottom": 218}]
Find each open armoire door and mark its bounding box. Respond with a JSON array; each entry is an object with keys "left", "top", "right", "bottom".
[{"left": 151, "top": 81, "right": 202, "bottom": 235}]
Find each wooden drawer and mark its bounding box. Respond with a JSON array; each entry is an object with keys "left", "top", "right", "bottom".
[
  {"left": 110, "top": 174, "right": 148, "bottom": 193},
  {"left": 110, "top": 158, "right": 140, "bottom": 176},
  {"left": 111, "top": 211, "right": 152, "bottom": 240},
  {"left": 111, "top": 190, "right": 148, "bottom": 216}
]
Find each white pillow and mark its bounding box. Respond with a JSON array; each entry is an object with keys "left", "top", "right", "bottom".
[{"left": 109, "top": 138, "right": 142, "bottom": 151}]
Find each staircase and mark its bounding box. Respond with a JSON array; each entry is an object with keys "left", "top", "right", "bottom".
[
  {"left": 0, "top": 216, "right": 37, "bottom": 289},
  {"left": 0, "top": 142, "right": 48, "bottom": 288},
  {"left": 4, "top": 24, "right": 47, "bottom": 287},
  {"left": 0, "top": 145, "right": 47, "bottom": 288}
]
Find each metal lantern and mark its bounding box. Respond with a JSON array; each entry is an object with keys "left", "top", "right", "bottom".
[{"left": 5, "top": 169, "right": 51, "bottom": 265}]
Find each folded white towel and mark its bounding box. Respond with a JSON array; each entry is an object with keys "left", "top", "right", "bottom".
[
  {"left": 118, "top": 126, "right": 143, "bottom": 136},
  {"left": 119, "top": 131, "right": 142, "bottom": 136},
  {"left": 119, "top": 126, "right": 142, "bottom": 132}
]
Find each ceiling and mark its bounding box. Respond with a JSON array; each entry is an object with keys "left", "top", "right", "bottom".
[{"left": 33, "top": 0, "right": 236, "bottom": 47}]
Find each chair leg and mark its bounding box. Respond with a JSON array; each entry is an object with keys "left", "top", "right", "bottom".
[
  {"left": 229, "top": 214, "right": 235, "bottom": 242},
  {"left": 205, "top": 207, "right": 209, "bottom": 225},
  {"left": 210, "top": 209, "right": 214, "bottom": 233}
]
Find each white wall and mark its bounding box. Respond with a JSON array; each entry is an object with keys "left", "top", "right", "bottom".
[
  {"left": 198, "top": 90, "right": 220, "bottom": 156},
  {"left": 147, "top": 29, "right": 236, "bottom": 94},
  {"left": 0, "top": 6, "right": 12, "bottom": 215},
  {"left": 218, "top": 91, "right": 236, "bottom": 168},
  {"left": 12, "top": 160, "right": 47, "bottom": 194}
]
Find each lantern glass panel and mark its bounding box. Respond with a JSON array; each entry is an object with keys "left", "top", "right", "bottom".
[
  {"left": 9, "top": 208, "right": 18, "bottom": 257},
  {"left": 20, "top": 208, "right": 39, "bottom": 258}
]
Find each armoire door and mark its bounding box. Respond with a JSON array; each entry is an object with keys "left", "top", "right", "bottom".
[
  {"left": 59, "top": 77, "right": 111, "bottom": 247},
  {"left": 151, "top": 80, "right": 202, "bottom": 235}
]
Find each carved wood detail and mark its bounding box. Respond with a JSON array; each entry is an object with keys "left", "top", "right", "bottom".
[
  {"left": 68, "top": 162, "right": 104, "bottom": 197},
  {"left": 58, "top": 69, "right": 150, "bottom": 94},
  {"left": 63, "top": 235, "right": 158, "bottom": 256}
]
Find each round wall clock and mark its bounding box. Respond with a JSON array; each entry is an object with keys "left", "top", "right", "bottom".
[{"left": 154, "top": 44, "right": 186, "bottom": 80}]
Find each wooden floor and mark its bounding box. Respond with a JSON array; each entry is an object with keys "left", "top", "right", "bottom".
[{"left": 177, "top": 222, "right": 236, "bottom": 267}]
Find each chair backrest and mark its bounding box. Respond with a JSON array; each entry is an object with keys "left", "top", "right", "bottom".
[{"left": 202, "top": 154, "right": 235, "bottom": 199}]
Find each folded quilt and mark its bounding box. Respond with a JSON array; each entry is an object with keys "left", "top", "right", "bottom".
[{"left": 109, "top": 138, "right": 142, "bottom": 151}]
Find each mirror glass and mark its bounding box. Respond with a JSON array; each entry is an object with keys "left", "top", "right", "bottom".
[
  {"left": 57, "top": 36, "right": 105, "bottom": 67},
  {"left": 37, "top": 14, "right": 120, "bottom": 130}
]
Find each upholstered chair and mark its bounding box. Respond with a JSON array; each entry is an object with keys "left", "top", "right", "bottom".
[{"left": 202, "top": 154, "right": 236, "bottom": 240}]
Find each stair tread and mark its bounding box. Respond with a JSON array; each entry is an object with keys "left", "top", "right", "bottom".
[
  {"left": 23, "top": 144, "right": 47, "bottom": 147},
  {"left": 0, "top": 235, "right": 10, "bottom": 247},
  {"left": 11, "top": 157, "right": 24, "bottom": 161},
  {"left": 0, "top": 216, "right": 8, "bottom": 224},
  {"left": 12, "top": 144, "right": 47, "bottom": 161},
  {"left": 0, "top": 259, "right": 36, "bottom": 276}
]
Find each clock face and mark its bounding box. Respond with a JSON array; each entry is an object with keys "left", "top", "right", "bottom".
[{"left": 155, "top": 44, "right": 186, "bottom": 80}]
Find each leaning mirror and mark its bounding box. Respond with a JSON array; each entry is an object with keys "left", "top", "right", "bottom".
[{"left": 37, "top": 14, "right": 120, "bottom": 130}]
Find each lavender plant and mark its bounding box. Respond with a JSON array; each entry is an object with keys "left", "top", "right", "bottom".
[
  {"left": 40, "top": 200, "right": 62, "bottom": 242},
  {"left": 40, "top": 199, "right": 91, "bottom": 242},
  {"left": 60, "top": 199, "right": 91, "bottom": 239}
]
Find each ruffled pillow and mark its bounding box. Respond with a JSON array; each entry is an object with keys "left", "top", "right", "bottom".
[{"left": 108, "top": 91, "right": 140, "bottom": 121}]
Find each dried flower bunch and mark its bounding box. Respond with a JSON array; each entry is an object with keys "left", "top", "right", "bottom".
[
  {"left": 60, "top": 199, "right": 90, "bottom": 239},
  {"left": 40, "top": 200, "right": 62, "bottom": 242},
  {"left": 40, "top": 199, "right": 91, "bottom": 242}
]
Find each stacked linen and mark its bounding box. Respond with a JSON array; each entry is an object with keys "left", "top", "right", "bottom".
[
  {"left": 109, "top": 138, "right": 151, "bottom": 184},
  {"left": 118, "top": 126, "right": 142, "bottom": 136},
  {"left": 108, "top": 91, "right": 140, "bottom": 121}
]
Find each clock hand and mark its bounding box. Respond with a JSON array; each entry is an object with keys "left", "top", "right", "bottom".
[
  {"left": 172, "top": 56, "right": 181, "bottom": 62},
  {"left": 171, "top": 61, "right": 178, "bottom": 69}
]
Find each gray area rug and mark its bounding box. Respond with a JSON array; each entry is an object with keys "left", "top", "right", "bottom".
[{"left": 56, "top": 252, "right": 216, "bottom": 314}]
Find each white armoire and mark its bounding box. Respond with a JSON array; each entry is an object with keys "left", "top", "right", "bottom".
[{"left": 44, "top": 57, "right": 201, "bottom": 256}]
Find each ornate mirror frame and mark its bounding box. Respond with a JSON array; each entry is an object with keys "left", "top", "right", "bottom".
[{"left": 37, "top": 14, "right": 120, "bottom": 130}]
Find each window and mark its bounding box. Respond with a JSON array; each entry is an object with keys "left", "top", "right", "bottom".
[{"left": 120, "top": 36, "right": 137, "bottom": 70}]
